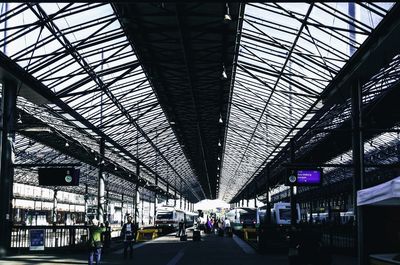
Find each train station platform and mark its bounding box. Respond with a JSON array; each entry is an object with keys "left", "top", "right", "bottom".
[{"left": 0, "top": 230, "right": 357, "bottom": 265}]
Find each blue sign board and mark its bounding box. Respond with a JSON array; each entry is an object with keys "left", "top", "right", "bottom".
[
  {"left": 30, "top": 229, "right": 45, "bottom": 251},
  {"left": 297, "top": 170, "right": 321, "bottom": 184}
]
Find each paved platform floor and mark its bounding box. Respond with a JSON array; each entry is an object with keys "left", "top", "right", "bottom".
[{"left": 0, "top": 231, "right": 356, "bottom": 265}]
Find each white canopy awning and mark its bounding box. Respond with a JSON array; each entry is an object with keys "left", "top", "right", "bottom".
[{"left": 357, "top": 177, "right": 400, "bottom": 206}]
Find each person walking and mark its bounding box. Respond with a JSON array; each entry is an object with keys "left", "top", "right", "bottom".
[
  {"left": 88, "top": 219, "right": 105, "bottom": 265},
  {"left": 121, "top": 216, "right": 136, "bottom": 259}
]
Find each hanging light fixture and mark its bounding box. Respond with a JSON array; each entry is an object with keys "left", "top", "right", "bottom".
[
  {"left": 17, "top": 114, "right": 22, "bottom": 124},
  {"left": 65, "top": 141, "right": 69, "bottom": 147},
  {"left": 114, "top": 166, "right": 117, "bottom": 171},
  {"left": 221, "top": 65, "right": 228, "bottom": 80},
  {"left": 224, "top": 3, "right": 231, "bottom": 22},
  {"left": 219, "top": 114, "right": 223, "bottom": 124},
  {"left": 218, "top": 140, "right": 221, "bottom": 147}
]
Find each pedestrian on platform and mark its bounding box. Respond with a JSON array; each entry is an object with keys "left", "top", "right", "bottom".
[
  {"left": 121, "top": 216, "right": 136, "bottom": 259},
  {"left": 178, "top": 219, "right": 186, "bottom": 237},
  {"left": 88, "top": 218, "right": 105, "bottom": 265}
]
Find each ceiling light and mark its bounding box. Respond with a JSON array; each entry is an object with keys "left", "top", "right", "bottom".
[
  {"left": 218, "top": 141, "right": 221, "bottom": 147},
  {"left": 95, "top": 156, "right": 98, "bottom": 161},
  {"left": 170, "top": 121, "right": 176, "bottom": 125},
  {"left": 17, "top": 114, "right": 22, "bottom": 124},
  {"left": 114, "top": 166, "right": 117, "bottom": 171},
  {"left": 219, "top": 115, "right": 223, "bottom": 124},
  {"left": 224, "top": 3, "right": 231, "bottom": 23},
  {"left": 65, "top": 142, "right": 69, "bottom": 147},
  {"left": 221, "top": 66, "right": 228, "bottom": 80},
  {"left": 217, "top": 156, "right": 220, "bottom": 161}
]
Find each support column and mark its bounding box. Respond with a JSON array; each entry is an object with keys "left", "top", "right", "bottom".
[
  {"left": 352, "top": 80, "right": 365, "bottom": 265},
  {"left": 97, "top": 138, "right": 105, "bottom": 224},
  {"left": 290, "top": 139, "right": 297, "bottom": 226},
  {"left": 266, "top": 166, "right": 271, "bottom": 224},
  {"left": 183, "top": 197, "right": 186, "bottom": 211},
  {"left": 166, "top": 184, "right": 169, "bottom": 206},
  {"left": 121, "top": 193, "right": 124, "bottom": 226},
  {"left": 141, "top": 196, "right": 144, "bottom": 225},
  {"left": 84, "top": 184, "right": 89, "bottom": 222},
  {"left": 174, "top": 189, "right": 177, "bottom": 207},
  {"left": 134, "top": 163, "right": 140, "bottom": 224},
  {"left": 105, "top": 190, "right": 109, "bottom": 223},
  {"left": 0, "top": 79, "right": 17, "bottom": 254},
  {"left": 52, "top": 188, "right": 58, "bottom": 224},
  {"left": 179, "top": 192, "right": 182, "bottom": 210},
  {"left": 254, "top": 182, "right": 257, "bottom": 208},
  {"left": 154, "top": 176, "right": 158, "bottom": 224}
]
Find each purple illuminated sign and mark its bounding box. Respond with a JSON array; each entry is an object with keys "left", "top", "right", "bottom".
[{"left": 296, "top": 170, "right": 321, "bottom": 185}]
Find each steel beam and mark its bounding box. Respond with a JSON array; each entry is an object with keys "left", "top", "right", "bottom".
[
  {"left": 0, "top": 78, "right": 17, "bottom": 255},
  {"left": 175, "top": 4, "right": 212, "bottom": 198},
  {"left": 352, "top": 80, "right": 365, "bottom": 265},
  {"left": 97, "top": 138, "right": 105, "bottom": 224}
]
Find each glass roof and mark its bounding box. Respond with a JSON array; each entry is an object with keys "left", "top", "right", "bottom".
[
  {"left": 220, "top": 2, "right": 394, "bottom": 201},
  {"left": 0, "top": 3, "right": 203, "bottom": 201}
]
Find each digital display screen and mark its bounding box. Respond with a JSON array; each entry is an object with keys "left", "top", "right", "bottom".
[
  {"left": 297, "top": 170, "right": 321, "bottom": 184},
  {"left": 38, "top": 168, "right": 80, "bottom": 186}
]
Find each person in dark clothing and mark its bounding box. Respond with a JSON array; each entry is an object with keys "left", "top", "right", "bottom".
[
  {"left": 121, "top": 216, "right": 137, "bottom": 259},
  {"left": 101, "top": 221, "right": 111, "bottom": 253},
  {"left": 178, "top": 219, "right": 185, "bottom": 237}
]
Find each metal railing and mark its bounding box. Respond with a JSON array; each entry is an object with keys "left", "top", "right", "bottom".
[
  {"left": 11, "top": 225, "right": 90, "bottom": 249},
  {"left": 11, "top": 225, "right": 123, "bottom": 249}
]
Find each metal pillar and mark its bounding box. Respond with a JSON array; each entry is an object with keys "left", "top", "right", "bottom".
[
  {"left": 246, "top": 199, "right": 249, "bottom": 207},
  {"left": 84, "top": 184, "right": 89, "bottom": 222},
  {"left": 154, "top": 176, "right": 158, "bottom": 224},
  {"left": 52, "top": 188, "right": 58, "bottom": 224},
  {"left": 97, "top": 138, "right": 105, "bottom": 224},
  {"left": 179, "top": 192, "right": 182, "bottom": 210},
  {"left": 265, "top": 166, "right": 271, "bottom": 224},
  {"left": 166, "top": 184, "right": 169, "bottom": 206},
  {"left": 352, "top": 80, "right": 365, "bottom": 265},
  {"left": 174, "top": 189, "right": 177, "bottom": 207},
  {"left": 0, "top": 79, "right": 17, "bottom": 254},
  {"left": 105, "top": 190, "right": 109, "bottom": 222},
  {"left": 121, "top": 193, "right": 124, "bottom": 226},
  {"left": 183, "top": 197, "right": 186, "bottom": 211},
  {"left": 290, "top": 139, "right": 297, "bottom": 226},
  {"left": 134, "top": 163, "right": 140, "bottom": 224},
  {"left": 141, "top": 196, "right": 144, "bottom": 225},
  {"left": 254, "top": 183, "right": 257, "bottom": 208}
]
